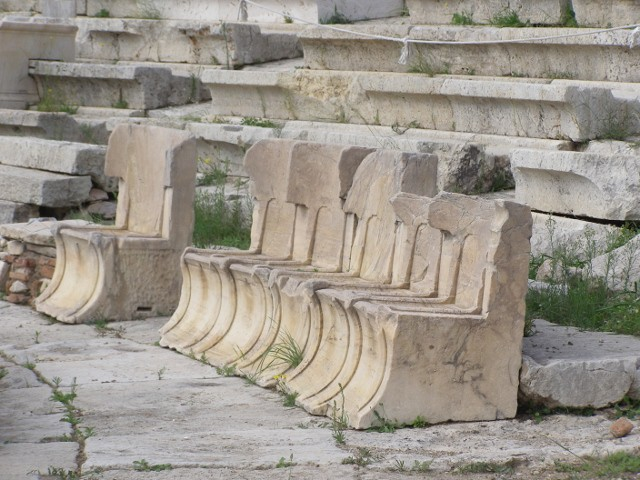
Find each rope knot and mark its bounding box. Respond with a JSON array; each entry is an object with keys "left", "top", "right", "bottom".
[
  {"left": 630, "top": 26, "right": 640, "bottom": 48},
  {"left": 398, "top": 37, "right": 410, "bottom": 65}
]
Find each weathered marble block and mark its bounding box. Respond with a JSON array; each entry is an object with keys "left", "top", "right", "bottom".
[
  {"left": 36, "top": 124, "right": 197, "bottom": 323},
  {"left": 0, "top": 17, "right": 76, "bottom": 109}
]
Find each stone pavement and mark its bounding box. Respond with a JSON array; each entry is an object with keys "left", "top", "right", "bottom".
[{"left": 0, "top": 300, "right": 638, "bottom": 479}]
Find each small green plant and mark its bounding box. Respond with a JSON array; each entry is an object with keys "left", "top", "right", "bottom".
[
  {"left": 136, "top": 0, "right": 161, "bottom": 19},
  {"left": 111, "top": 98, "right": 129, "bottom": 109},
  {"left": 91, "top": 318, "right": 126, "bottom": 338},
  {"left": 0, "top": 367, "right": 8, "bottom": 380},
  {"left": 260, "top": 329, "right": 304, "bottom": 371},
  {"left": 283, "top": 12, "right": 293, "bottom": 23},
  {"left": 46, "top": 466, "right": 79, "bottom": 480},
  {"left": 613, "top": 396, "right": 640, "bottom": 419},
  {"left": 408, "top": 56, "right": 450, "bottom": 77},
  {"left": 411, "top": 415, "right": 428, "bottom": 428},
  {"left": 554, "top": 451, "right": 640, "bottom": 477},
  {"left": 282, "top": 389, "right": 299, "bottom": 407},
  {"left": 23, "top": 359, "right": 36, "bottom": 370},
  {"left": 456, "top": 459, "right": 517, "bottom": 474},
  {"left": 95, "top": 8, "right": 110, "bottom": 17},
  {"left": 133, "top": 459, "right": 173, "bottom": 471},
  {"left": 34, "top": 330, "right": 40, "bottom": 344},
  {"left": 240, "top": 117, "right": 279, "bottom": 129},
  {"left": 489, "top": 9, "right": 527, "bottom": 27},
  {"left": 411, "top": 460, "right": 433, "bottom": 472},
  {"left": 157, "top": 367, "right": 167, "bottom": 380},
  {"left": 560, "top": 4, "right": 578, "bottom": 27},
  {"left": 37, "top": 87, "right": 78, "bottom": 114},
  {"left": 331, "top": 386, "right": 349, "bottom": 445},
  {"left": 193, "top": 160, "right": 252, "bottom": 249},
  {"left": 276, "top": 453, "right": 295, "bottom": 468},
  {"left": 215, "top": 364, "right": 236, "bottom": 377},
  {"left": 452, "top": 11, "right": 474, "bottom": 25},
  {"left": 342, "top": 447, "right": 374, "bottom": 466},
  {"left": 370, "top": 405, "right": 399, "bottom": 433},
  {"left": 321, "top": 6, "right": 352, "bottom": 24}
]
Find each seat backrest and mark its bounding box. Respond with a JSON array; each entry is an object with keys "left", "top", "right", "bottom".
[
  {"left": 285, "top": 142, "right": 373, "bottom": 269},
  {"left": 105, "top": 124, "right": 197, "bottom": 246},
  {"left": 391, "top": 192, "right": 532, "bottom": 313},
  {"left": 343, "top": 150, "right": 437, "bottom": 283},
  {"left": 244, "top": 139, "right": 298, "bottom": 257}
]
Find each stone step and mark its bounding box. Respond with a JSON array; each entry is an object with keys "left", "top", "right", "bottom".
[
  {"left": 75, "top": 18, "right": 302, "bottom": 67},
  {"left": 301, "top": 24, "right": 640, "bottom": 82},
  {"left": 0, "top": 136, "right": 114, "bottom": 191},
  {"left": 511, "top": 147, "right": 640, "bottom": 221},
  {"left": 201, "top": 68, "right": 640, "bottom": 141},
  {"left": 0, "top": 164, "right": 92, "bottom": 208},
  {"left": 84, "top": 0, "right": 404, "bottom": 23},
  {"left": 29, "top": 60, "right": 209, "bottom": 110},
  {"left": 0, "top": 200, "right": 39, "bottom": 224},
  {"left": 406, "top": 0, "right": 639, "bottom": 27}
]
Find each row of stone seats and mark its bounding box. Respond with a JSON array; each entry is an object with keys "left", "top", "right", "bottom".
[{"left": 160, "top": 138, "right": 533, "bottom": 428}]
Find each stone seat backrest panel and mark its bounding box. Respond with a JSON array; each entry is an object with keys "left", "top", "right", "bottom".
[
  {"left": 105, "top": 124, "right": 197, "bottom": 246},
  {"left": 343, "top": 150, "right": 438, "bottom": 283}
]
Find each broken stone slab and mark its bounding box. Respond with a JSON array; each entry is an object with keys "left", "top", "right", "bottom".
[
  {"left": 520, "top": 319, "right": 640, "bottom": 408},
  {"left": 572, "top": 0, "right": 640, "bottom": 27},
  {"left": 530, "top": 212, "right": 619, "bottom": 260},
  {"left": 406, "top": 0, "right": 570, "bottom": 25},
  {"left": 84, "top": 0, "right": 405, "bottom": 23},
  {"left": 29, "top": 60, "right": 189, "bottom": 110},
  {"left": 512, "top": 149, "right": 640, "bottom": 220},
  {"left": 0, "top": 220, "right": 90, "bottom": 246},
  {"left": 202, "top": 68, "right": 640, "bottom": 141},
  {"left": 0, "top": 136, "right": 114, "bottom": 190},
  {"left": 0, "top": 165, "right": 92, "bottom": 208},
  {"left": 75, "top": 18, "right": 302, "bottom": 67},
  {"left": 0, "top": 17, "right": 76, "bottom": 109},
  {"left": 301, "top": 24, "right": 640, "bottom": 82},
  {"left": 0, "top": 200, "right": 39, "bottom": 224}
]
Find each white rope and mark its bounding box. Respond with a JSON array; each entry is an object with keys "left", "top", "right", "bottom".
[
  {"left": 237, "top": 0, "right": 248, "bottom": 22},
  {"left": 241, "top": 0, "right": 640, "bottom": 52},
  {"left": 397, "top": 37, "right": 410, "bottom": 64}
]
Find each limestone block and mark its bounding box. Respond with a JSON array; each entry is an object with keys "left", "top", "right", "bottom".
[
  {"left": 0, "top": 109, "right": 84, "bottom": 142},
  {"left": 36, "top": 124, "right": 197, "bottom": 323},
  {"left": 6, "top": 240, "right": 25, "bottom": 255},
  {"left": 521, "top": 320, "right": 640, "bottom": 407},
  {"left": 0, "top": 0, "right": 38, "bottom": 11},
  {"left": 0, "top": 220, "right": 90, "bottom": 247},
  {"left": 0, "top": 136, "right": 109, "bottom": 187},
  {"left": 9, "top": 280, "right": 28, "bottom": 294},
  {"left": 301, "top": 25, "right": 640, "bottom": 82},
  {"left": 41, "top": 0, "right": 76, "bottom": 18},
  {"left": 85, "top": 0, "right": 405, "bottom": 23},
  {"left": 512, "top": 149, "right": 640, "bottom": 220},
  {"left": 203, "top": 68, "right": 640, "bottom": 141},
  {"left": 0, "top": 165, "right": 92, "bottom": 208},
  {"left": 0, "top": 200, "right": 39, "bottom": 224},
  {"left": 530, "top": 213, "right": 619, "bottom": 260},
  {"left": 75, "top": 19, "right": 301, "bottom": 67},
  {"left": 406, "top": 0, "right": 570, "bottom": 25},
  {"left": 29, "top": 60, "right": 177, "bottom": 110},
  {"left": 0, "top": 17, "right": 76, "bottom": 109},
  {"left": 572, "top": 0, "right": 640, "bottom": 27},
  {"left": 0, "top": 260, "right": 9, "bottom": 291}
]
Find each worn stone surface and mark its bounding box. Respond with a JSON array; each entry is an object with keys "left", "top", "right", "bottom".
[
  {"left": 202, "top": 68, "right": 640, "bottom": 141},
  {"left": 572, "top": 0, "right": 640, "bottom": 27},
  {"left": 0, "top": 164, "right": 92, "bottom": 208},
  {"left": 0, "top": 17, "right": 76, "bottom": 109},
  {"left": 0, "top": 200, "right": 39, "bottom": 225},
  {"left": 2, "top": 301, "right": 640, "bottom": 479},
  {"left": 302, "top": 25, "right": 640, "bottom": 82},
  {"left": 521, "top": 319, "right": 640, "bottom": 407},
  {"left": 41, "top": 0, "right": 76, "bottom": 17},
  {"left": 36, "top": 124, "right": 197, "bottom": 323},
  {"left": 512, "top": 149, "right": 640, "bottom": 220},
  {"left": 30, "top": 60, "right": 206, "bottom": 110},
  {"left": 76, "top": 18, "right": 302, "bottom": 67},
  {"left": 84, "top": 0, "right": 405, "bottom": 23},
  {"left": 406, "top": 0, "right": 570, "bottom": 25},
  {"left": 0, "top": 220, "right": 89, "bottom": 246}
]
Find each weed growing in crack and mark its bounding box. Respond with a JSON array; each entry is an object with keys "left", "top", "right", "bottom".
[
  {"left": 0, "top": 367, "right": 7, "bottom": 380},
  {"left": 342, "top": 447, "right": 375, "bottom": 466},
  {"left": 45, "top": 466, "right": 79, "bottom": 479},
  {"left": 331, "top": 384, "right": 348, "bottom": 445},
  {"left": 321, "top": 6, "right": 352, "bottom": 24},
  {"left": 456, "top": 459, "right": 519, "bottom": 474},
  {"left": 240, "top": 117, "right": 279, "bottom": 129},
  {"left": 554, "top": 451, "right": 640, "bottom": 477},
  {"left": 370, "top": 405, "right": 399, "bottom": 433},
  {"left": 157, "top": 367, "right": 167, "bottom": 380},
  {"left": 215, "top": 364, "right": 237, "bottom": 377},
  {"left": 489, "top": 9, "right": 527, "bottom": 27},
  {"left": 276, "top": 453, "right": 295, "bottom": 468},
  {"left": 133, "top": 459, "right": 173, "bottom": 471},
  {"left": 451, "top": 11, "right": 474, "bottom": 25},
  {"left": 261, "top": 329, "right": 304, "bottom": 371}
]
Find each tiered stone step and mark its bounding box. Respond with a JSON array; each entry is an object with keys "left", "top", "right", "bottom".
[
  {"left": 201, "top": 68, "right": 640, "bottom": 141},
  {"left": 29, "top": 60, "right": 210, "bottom": 110},
  {"left": 83, "top": 0, "right": 405, "bottom": 23},
  {"left": 0, "top": 136, "right": 110, "bottom": 221},
  {"left": 406, "top": 0, "right": 640, "bottom": 27},
  {"left": 300, "top": 25, "right": 640, "bottom": 82},
  {"left": 75, "top": 18, "right": 302, "bottom": 67}
]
